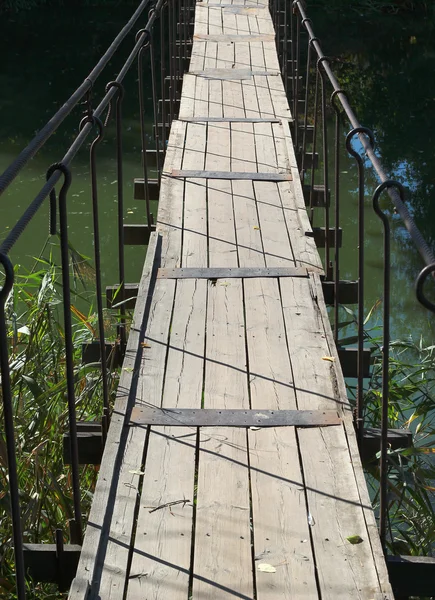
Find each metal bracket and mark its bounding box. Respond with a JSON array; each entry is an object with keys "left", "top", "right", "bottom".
[
  {"left": 23, "top": 543, "right": 81, "bottom": 591},
  {"left": 130, "top": 407, "right": 341, "bottom": 427},
  {"left": 157, "top": 267, "right": 308, "bottom": 279}
]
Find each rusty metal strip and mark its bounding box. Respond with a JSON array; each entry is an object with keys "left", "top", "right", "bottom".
[
  {"left": 194, "top": 34, "right": 275, "bottom": 42},
  {"left": 188, "top": 69, "right": 280, "bottom": 79},
  {"left": 130, "top": 408, "right": 341, "bottom": 427},
  {"left": 157, "top": 267, "right": 308, "bottom": 279},
  {"left": 197, "top": 4, "right": 268, "bottom": 12},
  {"left": 169, "top": 170, "right": 292, "bottom": 181},
  {"left": 179, "top": 117, "right": 281, "bottom": 123}
]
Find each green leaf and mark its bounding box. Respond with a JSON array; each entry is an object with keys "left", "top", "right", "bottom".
[{"left": 346, "top": 535, "right": 363, "bottom": 545}]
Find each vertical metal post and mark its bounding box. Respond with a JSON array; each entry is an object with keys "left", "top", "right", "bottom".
[
  {"left": 150, "top": 32, "right": 163, "bottom": 181},
  {"left": 318, "top": 57, "right": 331, "bottom": 280},
  {"left": 168, "top": 0, "right": 175, "bottom": 123},
  {"left": 55, "top": 163, "right": 83, "bottom": 544},
  {"left": 106, "top": 82, "right": 127, "bottom": 356},
  {"left": 160, "top": 2, "right": 167, "bottom": 147},
  {"left": 345, "top": 128, "right": 375, "bottom": 447},
  {"left": 137, "top": 34, "right": 153, "bottom": 228},
  {"left": 373, "top": 180, "right": 404, "bottom": 550},
  {"left": 80, "top": 115, "right": 110, "bottom": 423},
  {"left": 331, "top": 89, "right": 345, "bottom": 343},
  {"left": 0, "top": 253, "right": 26, "bottom": 600},
  {"left": 178, "top": 0, "right": 183, "bottom": 77},
  {"left": 289, "top": 0, "right": 295, "bottom": 104},
  {"left": 300, "top": 39, "right": 312, "bottom": 183},
  {"left": 308, "top": 66, "right": 319, "bottom": 223},
  {"left": 293, "top": 8, "right": 301, "bottom": 144},
  {"left": 283, "top": 0, "right": 288, "bottom": 95}
]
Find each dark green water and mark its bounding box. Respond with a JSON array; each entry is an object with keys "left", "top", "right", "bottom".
[
  {"left": 0, "top": 6, "right": 157, "bottom": 288},
  {"left": 310, "top": 7, "right": 435, "bottom": 342},
  {"left": 1, "top": 5, "right": 434, "bottom": 342}
]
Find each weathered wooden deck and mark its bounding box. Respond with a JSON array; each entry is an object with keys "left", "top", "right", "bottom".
[{"left": 70, "top": 2, "right": 393, "bottom": 598}]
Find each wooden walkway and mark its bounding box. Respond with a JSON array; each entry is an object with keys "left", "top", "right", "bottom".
[{"left": 70, "top": 2, "right": 393, "bottom": 598}]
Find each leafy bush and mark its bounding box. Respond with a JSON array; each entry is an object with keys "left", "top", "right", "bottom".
[{"left": 0, "top": 242, "right": 120, "bottom": 598}]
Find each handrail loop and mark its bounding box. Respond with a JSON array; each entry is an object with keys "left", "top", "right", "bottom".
[
  {"left": 372, "top": 179, "right": 406, "bottom": 551},
  {"left": 416, "top": 264, "right": 435, "bottom": 313}
]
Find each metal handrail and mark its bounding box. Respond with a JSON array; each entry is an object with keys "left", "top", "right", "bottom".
[
  {"left": 294, "top": 0, "right": 435, "bottom": 273},
  {"left": 0, "top": 0, "right": 189, "bottom": 596},
  {"left": 272, "top": 0, "right": 435, "bottom": 555}
]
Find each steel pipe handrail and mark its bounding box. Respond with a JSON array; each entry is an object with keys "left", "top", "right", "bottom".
[
  {"left": 0, "top": 0, "right": 152, "bottom": 198},
  {"left": 293, "top": 0, "right": 435, "bottom": 271}
]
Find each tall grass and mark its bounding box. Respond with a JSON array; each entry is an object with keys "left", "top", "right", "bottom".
[
  {"left": 0, "top": 241, "right": 120, "bottom": 598},
  {"left": 340, "top": 304, "right": 435, "bottom": 558}
]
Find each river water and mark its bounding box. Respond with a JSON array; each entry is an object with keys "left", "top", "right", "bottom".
[{"left": 1, "top": 5, "right": 434, "bottom": 344}]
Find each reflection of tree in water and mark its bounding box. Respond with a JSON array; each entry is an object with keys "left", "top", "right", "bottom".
[
  {"left": 305, "top": 7, "right": 435, "bottom": 329},
  {"left": 312, "top": 8, "right": 435, "bottom": 247}
]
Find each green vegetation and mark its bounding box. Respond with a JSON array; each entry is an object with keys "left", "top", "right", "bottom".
[
  {"left": 341, "top": 305, "right": 435, "bottom": 556},
  {"left": 0, "top": 241, "right": 120, "bottom": 598},
  {"left": 311, "top": 0, "right": 434, "bottom": 14}
]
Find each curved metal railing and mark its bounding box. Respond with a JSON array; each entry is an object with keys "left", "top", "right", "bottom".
[{"left": 0, "top": 0, "right": 193, "bottom": 596}]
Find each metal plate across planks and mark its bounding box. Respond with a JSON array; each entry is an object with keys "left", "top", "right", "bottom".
[
  {"left": 179, "top": 117, "right": 282, "bottom": 123},
  {"left": 157, "top": 266, "right": 309, "bottom": 279},
  {"left": 169, "top": 170, "right": 293, "bottom": 181},
  {"left": 188, "top": 70, "right": 280, "bottom": 79},
  {"left": 129, "top": 408, "right": 342, "bottom": 427},
  {"left": 193, "top": 34, "right": 275, "bottom": 42}
]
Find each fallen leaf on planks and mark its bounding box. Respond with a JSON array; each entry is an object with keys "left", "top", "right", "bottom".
[
  {"left": 346, "top": 535, "right": 363, "bottom": 545},
  {"left": 141, "top": 342, "right": 151, "bottom": 348},
  {"left": 258, "top": 563, "right": 276, "bottom": 573},
  {"left": 322, "top": 356, "right": 335, "bottom": 362}
]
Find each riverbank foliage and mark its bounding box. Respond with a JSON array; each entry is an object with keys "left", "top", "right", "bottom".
[
  {"left": 0, "top": 243, "right": 120, "bottom": 598},
  {"left": 341, "top": 306, "right": 435, "bottom": 556},
  {"left": 0, "top": 0, "right": 433, "bottom": 13}
]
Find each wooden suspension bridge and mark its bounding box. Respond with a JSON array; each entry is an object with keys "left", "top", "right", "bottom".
[{"left": 69, "top": 1, "right": 394, "bottom": 598}]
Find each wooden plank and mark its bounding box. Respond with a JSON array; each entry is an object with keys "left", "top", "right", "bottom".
[
  {"left": 222, "top": 78, "right": 245, "bottom": 117},
  {"left": 268, "top": 74, "right": 292, "bottom": 121},
  {"left": 222, "top": 4, "right": 238, "bottom": 35},
  {"left": 179, "top": 74, "right": 196, "bottom": 119},
  {"left": 233, "top": 145, "right": 319, "bottom": 598},
  {"left": 190, "top": 104, "right": 253, "bottom": 597},
  {"left": 278, "top": 119, "right": 324, "bottom": 273},
  {"left": 231, "top": 122, "right": 256, "bottom": 171},
  {"left": 253, "top": 122, "right": 277, "bottom": 172},
  {"left": 189, "top": 40, "right": 206, "bottom": 71},
  {"left": 126, "top": 284, "right": 207, "bottom": 599},
  {"left": 310, "top": 273, "right": 394, "bottom": 598},
  {"left": 68, "top": 233, "right": 160, "bottom": 599},
  {"left": 280, "top": 275, "right": 386, "bottom": 599},
  {"left": 216, "top": 36, "right": 235, "bottom": 70},
  {"left": 204, "top": 40, "right": 218, "bottom": 70},
  {"left": 126, "top": 106, "right": 209, "bottom": 599},
  {"left": 194, "top": 73, "right": 209, "bottom": 116},
  {"left": 254, "top": 181, "right": 295, "bottom": 267},
  {"left": 253, "top": 75, "right": 274, "bottom": 117}
]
